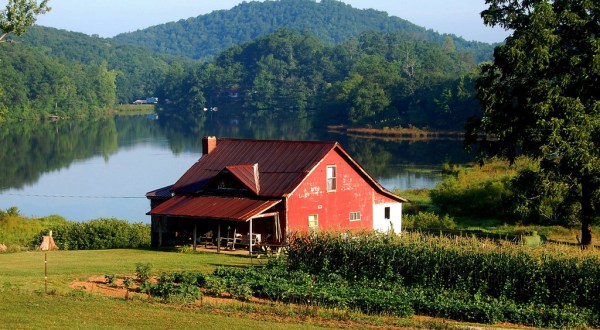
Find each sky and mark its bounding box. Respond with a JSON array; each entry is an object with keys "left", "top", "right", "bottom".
[{"left": 11, "top": 0, "right": 510, "bottom": 43}]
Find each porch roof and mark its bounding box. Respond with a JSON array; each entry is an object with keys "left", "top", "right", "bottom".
[{"left": 147, "top": 195, "right": 280, "bottom": 221}]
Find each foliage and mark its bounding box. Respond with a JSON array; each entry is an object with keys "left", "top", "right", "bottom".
[
  {"left": 0, "top": 207, "right": 68, "bottom": 250},
  {"left": 122, "top": 277, "right": 133, "bottom": 289},
  {"left": 159, "top": 28, "right": 483, "bottom": 130},
  {"left": 429, "top": 158, "right": 532, "bottom": 220},
  {"left": 34, "top": 218, "right": 150, "bottom": 250},
  {"left": 113, "top": 0, "right": 493, "bottom": 62},
  {"left": 21, "top": 26, "right": 192, "bottom": 105},
  {"left": 134, "top": 263, "right": 152, "bottom": 283},
  {"left": 403, "top": 212, "right": 457, "bottom": 230},
  {"left": 279, "top": 231, "right": 600, "bottom": 327},
  {"left": 0, "top": 42, "right": 117, "bottom": 120},
  {"left": 0, "top": 0, "right": 49, "bottom": 42},
  {"left": 146, "top": 272, "right": 201, "bottom": 304},
  {"left": 468, "top": 0, "right": 600, "bottom": 246},
  {"left": 286, "top": 232, "right": 600, "bottom": 310},
  {"left": 104, "top": 274, "right": 118, "bottom": 287}
]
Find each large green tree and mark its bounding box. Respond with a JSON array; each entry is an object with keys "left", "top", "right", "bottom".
[
  {"left": 0, "top": 0, "right": 50, "bottom": 42},
  {"left": 469, "top": 0, "right": 600, "bottom": 248}
]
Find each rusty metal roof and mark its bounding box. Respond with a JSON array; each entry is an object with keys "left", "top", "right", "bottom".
[
  {"left": 147, "top": 195, "right": 280, "bottom": 221},
  {"left": 226, "top": 164, "right": 260, "bottom": 194},
  {"left": 172, "top": 139, "right": 338, "bottom": 197}
]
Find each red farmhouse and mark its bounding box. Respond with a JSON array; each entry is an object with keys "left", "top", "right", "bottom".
[{"left": 146, "top": 137, "right": 407, "bottom": 249}]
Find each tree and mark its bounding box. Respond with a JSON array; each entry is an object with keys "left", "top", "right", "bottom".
[
  {"left": 0, "top": 0, "right": 50, "bottom": 42},
  {"left": 468, "top": 0, "right": 600, "bottom": 248}
]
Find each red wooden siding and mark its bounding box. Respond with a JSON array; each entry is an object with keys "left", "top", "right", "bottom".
[{"left": 286, "top": 149, "right": 377, "bottom": 232}]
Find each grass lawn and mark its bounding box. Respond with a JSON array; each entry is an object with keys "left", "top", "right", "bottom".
[
  {"left": 0, "top": 249, "right": 328, "bottom": 330},
  {"left": 0, "top": 249, "right": 251, "bottom": 294},
  {"left": 0, "top": 289, "right": 341, "bottom": 330}
]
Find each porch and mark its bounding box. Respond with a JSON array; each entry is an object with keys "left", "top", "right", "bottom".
[
  {"left": 151, "top": 211, "right": 284, "bottom": 256},
  {"left": 148, "top": 195, "right": 285, "bottom": 255}
]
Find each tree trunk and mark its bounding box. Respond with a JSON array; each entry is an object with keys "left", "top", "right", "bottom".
[
  {"left": 581, "top": 220, "right": 593, "bottom": 249},
  {"left": 580, "top": 176, "right": 595, "bottom": 249}
]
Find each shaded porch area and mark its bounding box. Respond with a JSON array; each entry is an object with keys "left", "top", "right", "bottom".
[{"left": 148, "top": 195, "right": 284, "bottom": 255}]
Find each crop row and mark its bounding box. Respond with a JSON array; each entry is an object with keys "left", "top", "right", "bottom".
[
  {"left": 136, "top": 260, "right": 596, "bottom": 328},
  {"left": 285, "top": 232, "right": 600, "bottom": 310}
]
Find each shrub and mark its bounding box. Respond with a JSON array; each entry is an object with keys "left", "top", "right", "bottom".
[
  {"left": 35, "top": 218, "right": 150, "bottom": 250},
  {"left": 105, "top": 274, "right": 118, "bottom": 287},
  {"left": 150, "top": 272, "right": 200, "bottom": 303},
  {"left": 403, "top": 212, "right": 456, "bottom": 230},
  {"left": 204, "top": 275, "right": 226, "bottom": 297},
  {"left": 135, "top": 263, "right": 152, "bottom": 283}
]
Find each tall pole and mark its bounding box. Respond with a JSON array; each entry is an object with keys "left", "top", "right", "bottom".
[{"left": 44, "top": 252, "right": 48, "bottom": 294}]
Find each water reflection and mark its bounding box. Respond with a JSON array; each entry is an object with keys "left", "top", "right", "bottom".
[{"left": 0, "top": 113, "right": 473, "bottom": 222}]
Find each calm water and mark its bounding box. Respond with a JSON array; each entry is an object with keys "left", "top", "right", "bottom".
[{"left": 0, "top": 114, "right": 472, "bottom": 222}]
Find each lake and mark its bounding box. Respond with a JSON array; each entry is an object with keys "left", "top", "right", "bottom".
[{"left": 0, "top": 114, "right": 473, "bottom": 223}]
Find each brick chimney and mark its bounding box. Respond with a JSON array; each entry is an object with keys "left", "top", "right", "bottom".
[{"left": 202, "top": 136, "right": 217, "bottom": 155}]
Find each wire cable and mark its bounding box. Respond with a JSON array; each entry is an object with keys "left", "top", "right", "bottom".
[{"left": 0, "top": 193, "right": 146, "bottom": 199}]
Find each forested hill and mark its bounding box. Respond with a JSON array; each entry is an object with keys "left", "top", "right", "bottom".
[
  {"left": 17, "top": 26, "right": 196, "bottom": 104},
  {"left": 113, "top": 0, "right": 493, "bottom": 62}
]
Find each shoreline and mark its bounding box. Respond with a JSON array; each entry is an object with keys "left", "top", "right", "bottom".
[{"left": 327, "top": 125, "right": 464, "bottom": 141}]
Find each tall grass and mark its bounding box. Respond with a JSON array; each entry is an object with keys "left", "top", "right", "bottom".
[
  {"left": 429, "top": 158, "right": 532, "bottom": 219},
  {"left": 0, "top": 208, "right": 68, "bottom": 251}
]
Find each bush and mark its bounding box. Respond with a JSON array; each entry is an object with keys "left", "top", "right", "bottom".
[
  {"left": 0, "top": 209, "right": 67, "bottom": 251},
  {"left": 204, "top": 275, "right": 226, "bottom": 297},
  {"left": 34, "top": 218, "right": 150, "bottom": 250},
  {"left": 403, "top": 212, "right": 456, "bottom": 230},
  {"left": 430, "top": 174, "right": 513, "bottom": 219},
  {"left": 135, "top": 263, "right": 152, "bottom": 283},
  {"left": 150, "top": 272, "right": 200, "bottom": 303}
]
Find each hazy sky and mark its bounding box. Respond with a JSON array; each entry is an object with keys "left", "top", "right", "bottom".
[{"left": 14, "top": 0, "right": 509, "bottom": 43}]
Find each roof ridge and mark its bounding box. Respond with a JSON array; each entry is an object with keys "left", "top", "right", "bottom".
[{"left": 218, "top": 138, "right": 337, "bottom": 144}]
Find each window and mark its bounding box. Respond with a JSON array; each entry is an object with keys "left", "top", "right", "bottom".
[
  {"left": 326, "top": 165, "right": 337, "bottom": 191},
  {"left": 308, "top": 214, "right": 319, "bottom": 230},
  {"left": 384, "top": 207, "right": 391, "bottom": 220},
  {"left": 350, "top": 211, "right": 361, "bottom": 221}
]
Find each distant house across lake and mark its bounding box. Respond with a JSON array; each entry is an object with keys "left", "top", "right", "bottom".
[
  {"left": 146, "top": 137, "right": 407, "bottom": 250},
  {"left": 132, "top": 97, "right": 159, "bottom": 105}
]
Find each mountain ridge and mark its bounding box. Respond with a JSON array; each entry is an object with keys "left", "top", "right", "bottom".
[{"left": 112, "top": 0, "right": 493, "bottom": 61}]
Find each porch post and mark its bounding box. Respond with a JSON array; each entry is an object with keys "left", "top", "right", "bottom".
[
  {"left": 193, "top": 223, "right": 197, "bottom": 251},
  {"left": 158, "top": 217, "right": 163, "bottom": 247},
  {"left": 217, "top": 221, "right": 221, "bottom": 253},
  {"left": 275, "top": 213, "right": 281, "bottom": 241},
  {"left": 232, "top": 227, "right": 237, "bottom": 250},
  {"left": 249, "top": 217, "right": 253, "bottom": 256}
]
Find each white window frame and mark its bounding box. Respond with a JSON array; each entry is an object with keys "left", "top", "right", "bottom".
[
  {"left": 350, "top": 211, "right": 361, "bottom": 222},
  {"left": 326, "top": 165, "right": 337, "bottom": 191},
  {"left": 308, "top": 214, "right": 319, "bottom": 230}
]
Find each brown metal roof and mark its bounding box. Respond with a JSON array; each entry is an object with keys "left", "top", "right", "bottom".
[
  {"left": 172, "top": 139, "right": 337, "bottom": 196},
  {"left": 226, "top": 164, "right": 260, "bottom": 194},
  {"left": 147, "top": 195, "right": 280, "bottom": 221}
]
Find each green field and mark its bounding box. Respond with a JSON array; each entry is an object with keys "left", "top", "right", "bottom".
[
  {"left": 0, "top": 249, "right": 446, "bottom": 329},
  {"left": 0, "top": 250, "right": 327, "bottom": 329}
]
